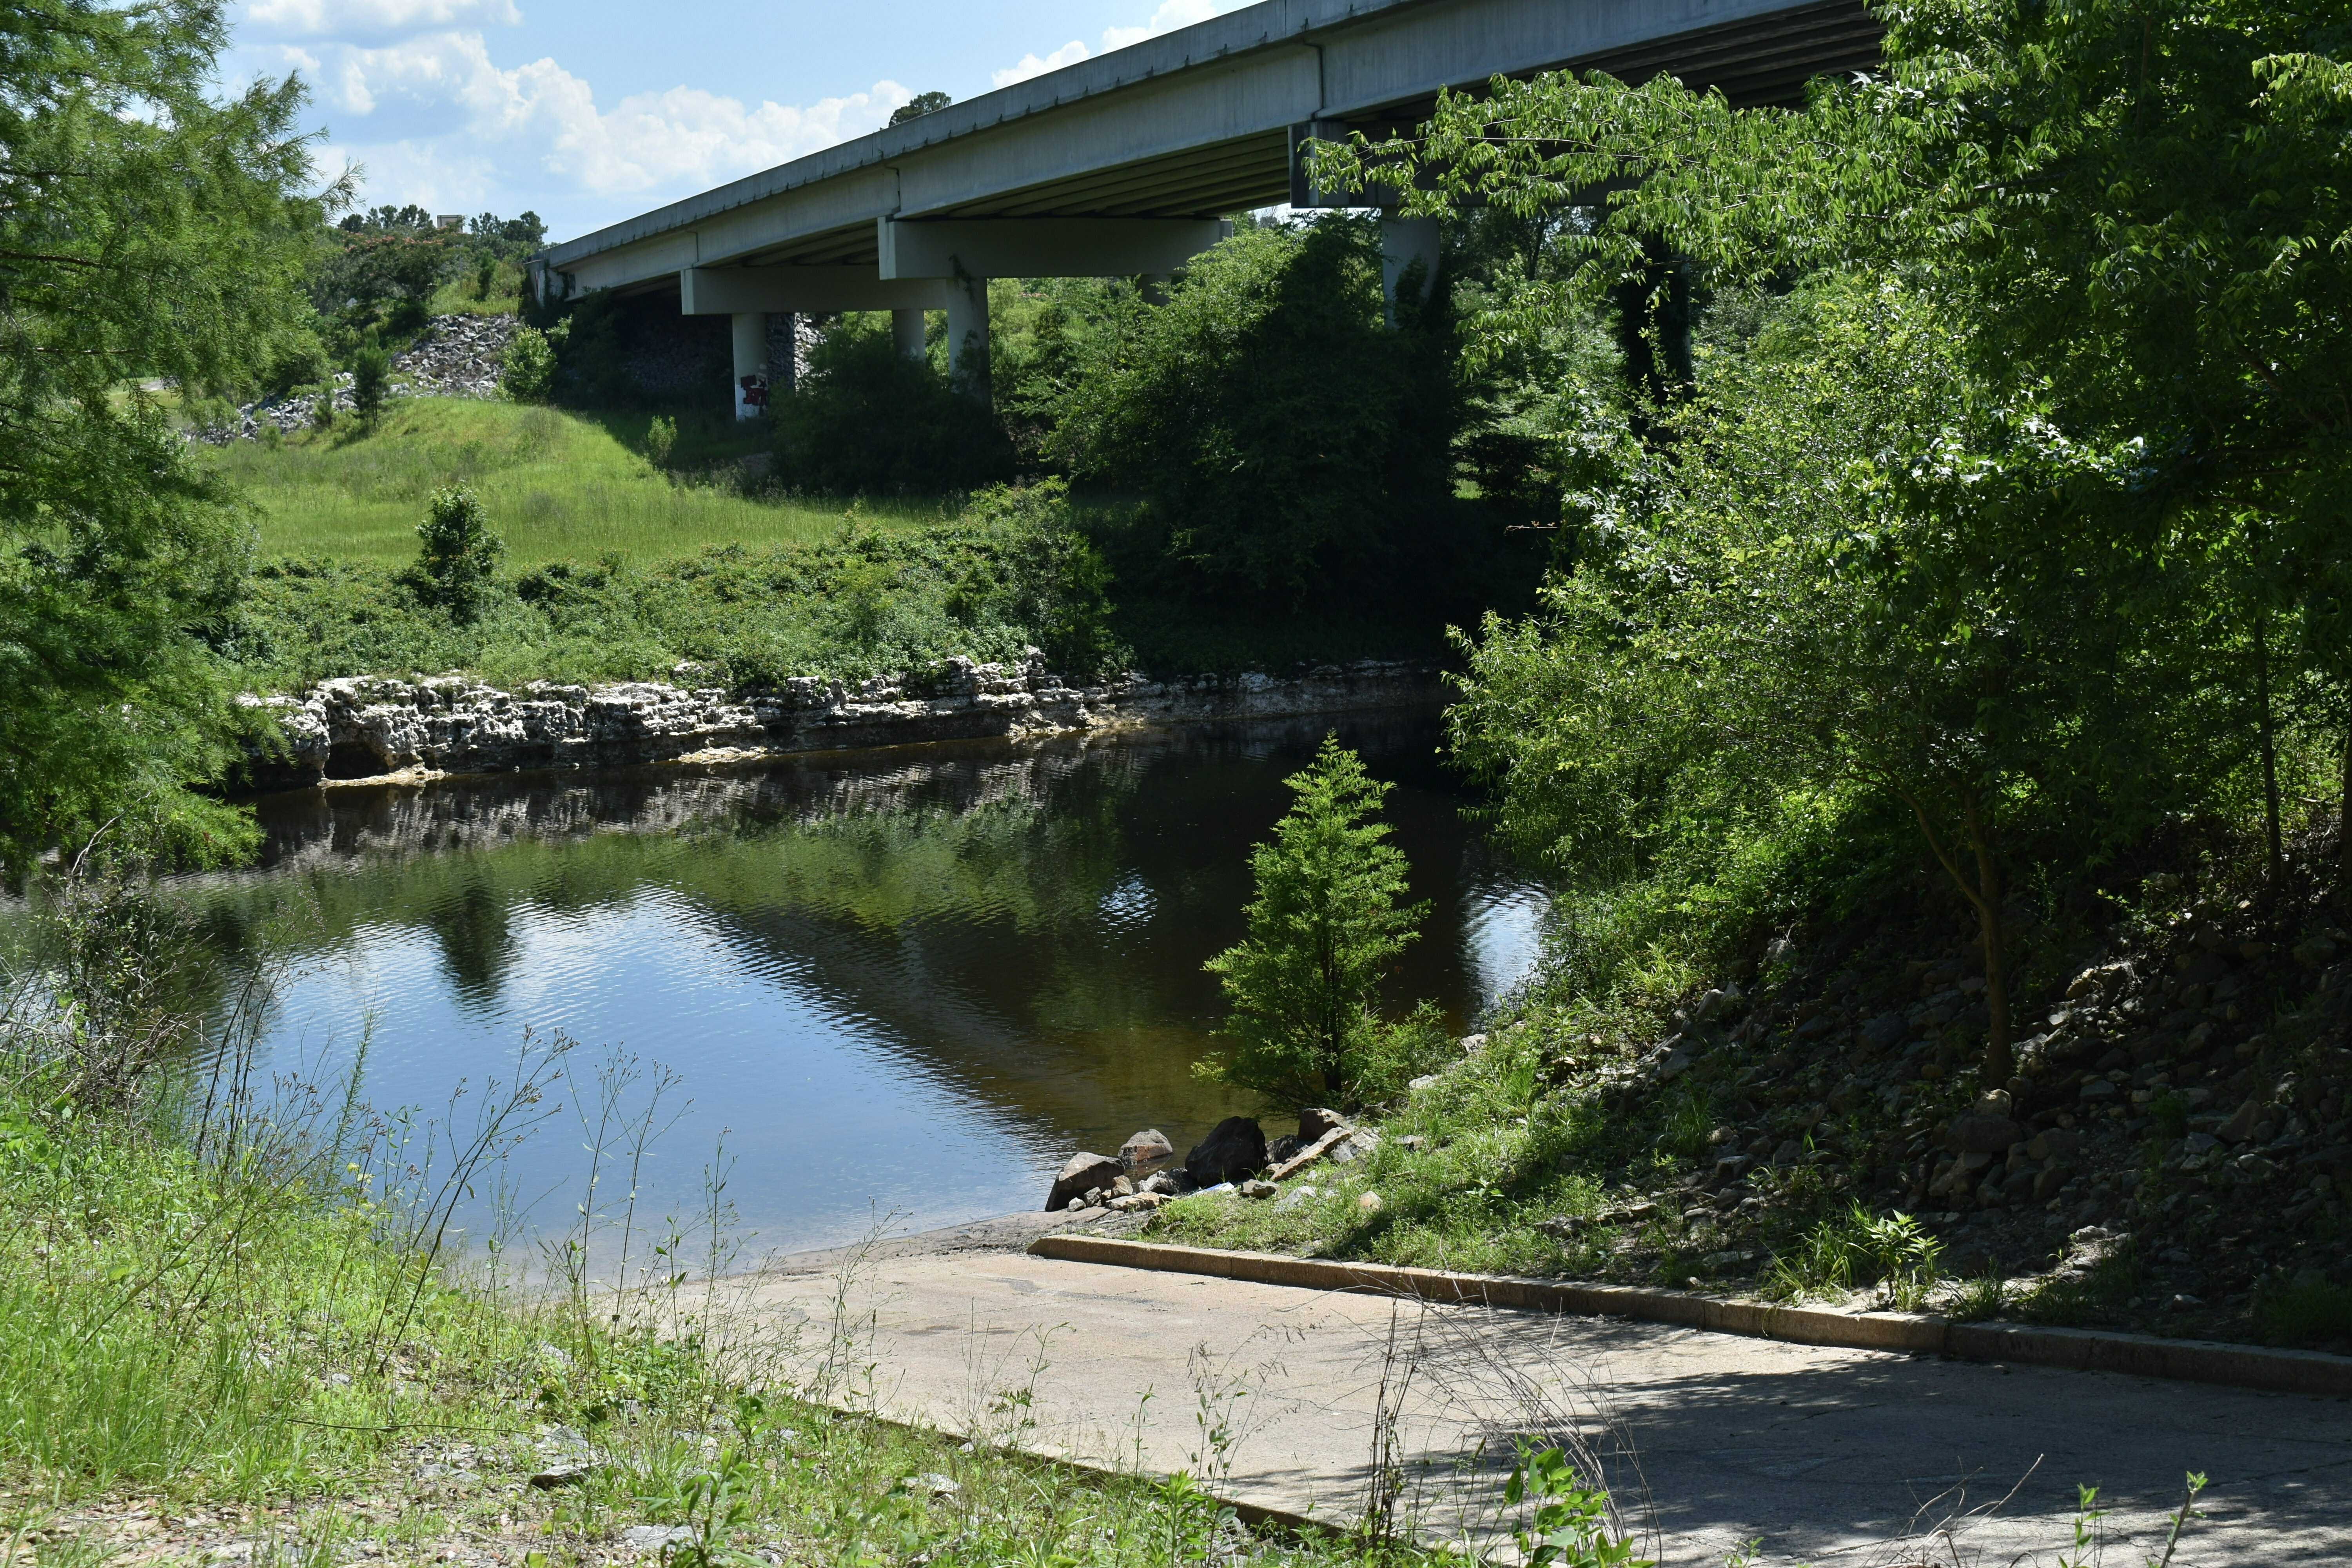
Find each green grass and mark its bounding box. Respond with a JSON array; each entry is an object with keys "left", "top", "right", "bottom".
[
  {"left": 0, "top": 1109, "right": 1455, "bottom": 1568},
  {"left": 204, "top": 399, "right": 953, "bottom": 566},
  {"left": 0, "top": 885, "right": 1481, "bottom": 1566}
]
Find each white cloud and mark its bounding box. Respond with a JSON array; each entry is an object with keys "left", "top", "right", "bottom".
[
  {"left": 993, "top": 1, "right": 1246, "bottom": 90},
  {"left": 243, "top": 0, "right": 521, "bottom": 38},
  {"left": 1100, "top": 0, "right": 1224, "bottom": 50},
  {"left": 991, "top": 40, "right": 1091, "bottom": 90},
  {"left": 292, "top": 29, "right": 905, "bottom": 232}
]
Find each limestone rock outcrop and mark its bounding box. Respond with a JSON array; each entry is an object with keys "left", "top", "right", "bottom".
[{"left": 242, "top": 655, "right": 1438, "bottom": 791}]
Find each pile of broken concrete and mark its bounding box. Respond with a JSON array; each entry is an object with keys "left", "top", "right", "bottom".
[
  {"left": 390, "top": 312, "right": 519, "bottom": 399},
  {"left": 1044, "top": 1107, "right": 1384, "bottom": 1214}
]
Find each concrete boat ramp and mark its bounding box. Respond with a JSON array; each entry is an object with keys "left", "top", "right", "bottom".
[{"left": 730, "top": 1213, "right": 2352, "bottom": 1566}]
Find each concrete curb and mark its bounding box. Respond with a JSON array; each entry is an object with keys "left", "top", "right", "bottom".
[{"left": 1029, "top": 1234, "right": 2352, "bottom": 1399}]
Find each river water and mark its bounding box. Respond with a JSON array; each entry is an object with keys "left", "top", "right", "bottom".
[{"left": 189, "top": 710, "right": 1548, "bottom": 1258}]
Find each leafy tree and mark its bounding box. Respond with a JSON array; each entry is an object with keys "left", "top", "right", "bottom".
[
  {"left": 0, "top": 0, "right": 329, "bottom": 882},
  {"left": 348, "top": 343, "right": 392, "bottom": 421},
  {"left": 889, "top": 91, "right": 952, "bottom": 125},
  {"left": 1200, "top": 737, "right": 1428, "bottom": 1108},
  {"left": 1451, "top": 276, "right": 2212, "bottom": 1083},
  {"left": 1047, "top": 217, "right": 1466, "bottom": 602},
  {"left": 1321, "top": 0, "right": 2352, "bottom": 900},
  {"left": 406, "top": 486, "right": 504, "bottom": 624},
  {"left": 339, "top": 203, "right": 433, "bottom": 234},
  {"left": 772, "top": 314, "right": 1014, "bottom": 495}
]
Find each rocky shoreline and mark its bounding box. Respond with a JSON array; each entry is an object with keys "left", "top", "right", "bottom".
[
  {"left": 1044, "top": 1109, "right": 1387, "bottom": 1219},
  {"left": 241, "top": 655, "right": 1442, "bottom": 791}
]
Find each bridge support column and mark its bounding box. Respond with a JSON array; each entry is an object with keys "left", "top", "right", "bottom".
[
  {"left": 892, "top": 308, "right": 927, "bottom": 361},
  {"left": 945, "top": 277, "right": 989, "bottom": 397},
  {"left": 1140, "top": 273, "right": 1173, "bottom": 305},
  {"left": 1379, "top": 217, "right": 1441, "bottom": 327},
  {"left": 731, "top": 311, "right": 769, "bottom": 419}
]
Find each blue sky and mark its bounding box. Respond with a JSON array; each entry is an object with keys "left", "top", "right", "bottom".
[{"left": 218, "top": 0, "right": 1256, "bottom": 243}]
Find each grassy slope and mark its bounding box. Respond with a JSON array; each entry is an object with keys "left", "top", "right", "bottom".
[
  {"left": 205, "top": 399, "right": 949, "bottom": 567},
  {"left": 204, "top": 404, "right": 1454, "bottom": 692},
  {"left": 1147, "top": 832, "right": 2352, "bottom": 1351}
]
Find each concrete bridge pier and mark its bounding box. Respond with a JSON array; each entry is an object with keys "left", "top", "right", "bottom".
[
  {"left": 892, "top": 309, "right": 927, "bottom": 361},
  {"left": 945, "top": 276, "right": 989, "bottom": 395},
  {"left": 730, "top": 311, "right": 770, "bottom": 419},
  {"left": 683, "top": 266, "right": 954, "bottom": 417},
  {"left": 879, "top": 216, "right": 1229, "bottom": 400},
  {"left": 1379, "top": 216, "right": 1441, "bottom": 325}
]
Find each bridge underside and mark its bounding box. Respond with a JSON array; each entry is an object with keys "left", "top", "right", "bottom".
[
  {"left": 536, "top": 0, "right": 1881, "bottom": 414},
  {"left": 607, "top": 0, "right": 1875, "bottom": 291}
]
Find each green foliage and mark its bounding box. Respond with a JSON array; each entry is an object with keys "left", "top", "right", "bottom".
[
  {"left": 1448, "top": 275, "right": 2215, "bottom": 1080},
  {"left": 1199, "top": 737, "right": 1429, "bottom": 1109},
  {"left": 350, "top": 342, "right": 392, "bottom": 421},
  {"left": 888, "top": 90, "right": 952, "bottom": 124},
  {"left": 772, "top": 314, "right": 1016, "bottom": 495},
  {"left": 1504, "top": 1445, "right": 1652, "bottom": 1568},
  {"left": 2020, "top": 1240, "right": 2144, "bottom": 1327},
  {"left": 314, "top": 231, "right": 454, "bottom": 329},
  {"left": 228, "top": 483, "right": 1122, "bottom": 691},
  {"left": 405, "top": 484, "right": 505, "bottom": 623},
  {"left": 645, "top": 413, "right": 679, "bottom": 467},
  {"left": 205, "top": 398, "right": 870, "bottom": 566},
  {"left": 1330, "top": 0, "right": 2352, "bottom": 911},
  {"left": 0, "top": 0, "right": 329, "bottom": 880},
  {"left": 502, "top": 325, "right": 559, "bottom": 403},
  {"left": 2253, "top": 1275, "right": 2352, "bottom": 1347},
  {"left": 1765, "top": 1202, "right": 1943, "bottom": 1309},
  {"left": 1046, "top": 217, "right": 1474, "bottom": 602},
  {"left": 1947, "top": 1269, "right": 2009, "bottom": 1323}
]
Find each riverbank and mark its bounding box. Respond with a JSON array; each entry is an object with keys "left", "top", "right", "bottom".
[
  {"left": 241, "top": 658, "right": 1442, "bottom": 791},
  {"left": 1127, "top": 828, "right": 2352, "bottom": 1357},
  {"left": 0, "top": 966, "right": 1459, "bottom": 1568}
]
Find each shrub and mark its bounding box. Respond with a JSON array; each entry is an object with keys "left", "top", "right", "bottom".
[
  {"left": 1199, "top": 736, "right": 1430, "bottom": 1109},
  {"left": 644, "top": 413, "right": 677, "bottom": 468},
  {"left": 405, "top": 485, "right": 505, "bottom": 623},
  {"left": 2254, "top": 1275, "right": 2352, "bottom": 1347},
  {"left": 261, "top": 334, "right": 326, "bottom": 399},
  {"left": 1046, "top": 215, "right": 1467, "bottom": 602},
  {"left": 2020, "top": 1239, "right": 2143, "bottom": 1326},
  {"left": 771, "top": 315, "right": 1014, "bottom": 495},
  {"left": 235, "top": 487, "right": 1121, "bottom": 692},
  {"left": 501, "top": 324, "right": 557, "bottom": 403},
  {"left": 348, "top": 343, "right": 391, "bottom": 421},
  {"left": 1764, "top": 1202, "right": 1943, "bottom": 1308}
]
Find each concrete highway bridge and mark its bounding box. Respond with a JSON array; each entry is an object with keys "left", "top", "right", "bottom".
[{"left": 530, "top": 0, "right": 1881, "bottom": 417}]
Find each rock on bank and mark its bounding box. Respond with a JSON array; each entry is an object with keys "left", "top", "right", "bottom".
[{"left": 243, "top": 655, "right": 1439, "bottom": 789}]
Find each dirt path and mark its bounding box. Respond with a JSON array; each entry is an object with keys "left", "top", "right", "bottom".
[{"left": 737, "top": 1229, "right": 2352, "bottom": 1566}]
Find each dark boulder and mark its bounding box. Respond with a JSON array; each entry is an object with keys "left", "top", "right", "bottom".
[
  {"left": 1185, "top": 1117, "right": 1267, "bottom": 1187},
  {"left": 1861, "top": 1012, "right": 1908, "bottom": 1051}
]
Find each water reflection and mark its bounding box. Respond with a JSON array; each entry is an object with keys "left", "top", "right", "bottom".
[{"left": 188, "top": 711, "right": 1548, "bottom": 1254}]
